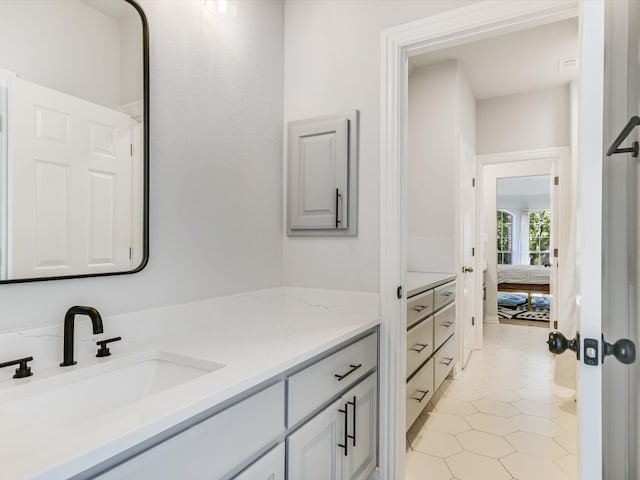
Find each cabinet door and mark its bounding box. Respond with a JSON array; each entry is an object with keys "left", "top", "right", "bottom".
[
  {"left": 341, "top": 374, "right": 377, "bottom": 480},
  {"left": 287, "top": 399, "right": 343, "bottom": 480},
  {"left": 234, "top": 444, "right": 284, "bottom": 480}
]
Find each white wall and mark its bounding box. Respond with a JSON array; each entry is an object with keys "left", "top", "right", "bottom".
[
  {"left": 0, "top": 0, "right": 121, "bottom": 108},
  {"left": 119, "top": 9, "right": 144, "bottom": 105},
  {"left": 477, "top": 86, "right": 570, "bottom": 155},
  {"left": 282, "top": 0, "right": 479, "bottom": 292},
  {"left": 406, "top": 60, "right": 475, "bottom": 273},
  {"left": 0, "top": 0, "right": 284, "bottom": 332}
]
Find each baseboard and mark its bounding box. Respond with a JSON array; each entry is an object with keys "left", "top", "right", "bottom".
[{"left": 484, "top": 314, "right": 499, "bottom": 324}]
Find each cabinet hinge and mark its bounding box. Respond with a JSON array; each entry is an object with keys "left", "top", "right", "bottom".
[
  {"left": 130, "top": 144, "right": 133, "bottom": 156},
  {"left": 471, "top": 247, "right": 475, "bottom": 257},
  {"left": 471, "top": 316, "right": 475, "bottom": 326},
  {"left": 472, "top": 178, "right": 476, "bottom": 187},
  {"left": 397, "top": 286, "right": 403, "bottom": 299},
  {"left": 554, "top": 176, "right": 559, "bottom": 186},
  {"left": 553, "top": 320, "right": 558, "bottom": 329},
  {"left": 553, "top": 248, "right": 558, "bottom": 258},
  {"left": 129, "top": 247, "right": 132, "bottom": 260}
]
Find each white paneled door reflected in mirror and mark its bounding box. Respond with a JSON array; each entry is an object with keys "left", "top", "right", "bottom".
[{"left": 0, "top": 0, "right": 148, "bottom": 282}]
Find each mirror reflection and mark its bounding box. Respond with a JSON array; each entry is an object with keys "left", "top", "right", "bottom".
[{"left": 0, "top": 0, "right": 147, "bottom": 282}]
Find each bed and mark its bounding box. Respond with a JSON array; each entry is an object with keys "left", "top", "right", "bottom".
[{"left": 497, "top": 265, "right": 550, "bottom": 310}]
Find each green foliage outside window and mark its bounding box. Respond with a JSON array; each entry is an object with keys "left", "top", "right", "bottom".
[
  {"left": 528, "top": 210, "right": 551, "bottom": 265},
  {"left": 496, "top": 210, "right": 512, "bottom": 264}
]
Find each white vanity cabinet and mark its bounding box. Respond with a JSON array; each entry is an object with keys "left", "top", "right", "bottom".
[
  {"left": 288, "top": 373, "right": 377, "bottom": 480},
  {"left": 91, "top": 329, "right": 378, "bottom": 480}
]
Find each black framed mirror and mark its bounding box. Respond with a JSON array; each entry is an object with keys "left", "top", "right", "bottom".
[{"left": 0, "top": 0, "right": 149, "bottom": 283}]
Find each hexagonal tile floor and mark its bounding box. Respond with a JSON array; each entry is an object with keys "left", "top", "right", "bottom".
[{"left": 406, "top": 323, "right": 577, "bottom": 480}]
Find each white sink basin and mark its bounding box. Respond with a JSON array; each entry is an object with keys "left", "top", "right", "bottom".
[{"left": 0, "top": 351, "right": 225, "bottom": 427}]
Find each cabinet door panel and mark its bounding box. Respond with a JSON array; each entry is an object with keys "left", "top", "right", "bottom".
[
  {"left": 342, "top": 374, "right": 377, "bottom": 480},
  {"left": 234, "top": 444, "right": 284, "bottom": 480},
  {"left": 287, "top": 399, "right": 342, "bottom": 480}
]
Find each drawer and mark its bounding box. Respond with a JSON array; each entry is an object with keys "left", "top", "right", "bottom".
[
  {"left": 288, "top": 333, "right": 377, "bottom": 427},
  {"left": 434, "top": 335, "right": 457, "bottom": 387},
  {"left": 434, "top": 281, "right": 456, "bottom": 310},
  {"left": 406, "top": 357, "right": 434, "bottom": 431},
  {"left": 406, "top": 316, "right": 433, "bottom": 379},
  {"left": 234, "top": 443, "right": 284, "bottom": 480},
  {"left": 96, "top": 381, "right": 285, "bottom": 480},
  {"left": 407, "top": 289, "right": 434, "bottom": 328},
  {"left": 434, "top": 302, "right": 455, "bottom": 348}
]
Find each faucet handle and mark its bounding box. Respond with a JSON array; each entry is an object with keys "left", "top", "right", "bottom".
[
  {"left": 0, "top": 356, "right": 34, "bottom": 378},
  {"left": 96, "top": 337, "right": 122, "bottom": 358}
]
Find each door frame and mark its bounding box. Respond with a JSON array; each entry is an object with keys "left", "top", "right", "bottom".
[
  {"left": 378, "top": 2, "right": 586, "bottom": 479},
  {"left": 477, "top": 147, "right": 566, "bottom": 331}
]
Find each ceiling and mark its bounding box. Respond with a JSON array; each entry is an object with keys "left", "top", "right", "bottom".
[{"left": 409, "top": 18, "right": 579, "bottom": 100}]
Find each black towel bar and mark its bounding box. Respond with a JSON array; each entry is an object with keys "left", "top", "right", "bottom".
[{"left": 606, "top": 116, "right": 640, "bottom": 158}]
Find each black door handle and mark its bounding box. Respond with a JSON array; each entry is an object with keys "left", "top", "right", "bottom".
[
  {"left": 603, "top": 336, "right": 636, "bottom": 364},
  {"left": 547, "top": 331, "right": 580, "bottom": 359}
]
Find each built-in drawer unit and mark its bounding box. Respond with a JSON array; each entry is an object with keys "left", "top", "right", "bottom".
[
  {"left": 434, "top": 335, "right": 457, "bottom": 387},
  {"left": 287, "top": 333, "right": 377, "bottom": 427},
  {"left": 434, "top": 302, "right": 456, "bottom": 349},
  {"left": 406, "top": 316, "right": 433, "bottom": 378},
  {"left": 96, "top": 381, "right": 285, "bottom": 480},
  {"left": 407, "top": 289, "right": 434, "bottom": 328},
  {"left": 406, "top": 357, "right": 434, "bottom": 430},
  {"left": 434, "top": 282, "right": 456, "bottom": 311}
]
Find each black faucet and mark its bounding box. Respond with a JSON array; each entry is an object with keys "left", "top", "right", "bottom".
[{"left": 60, "top": 306, "right": 104, "bottom": 367}]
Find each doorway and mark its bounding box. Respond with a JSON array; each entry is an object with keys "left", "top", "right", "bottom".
[{"left": 377, "top": 2, "right": 609, "bottom": 479}]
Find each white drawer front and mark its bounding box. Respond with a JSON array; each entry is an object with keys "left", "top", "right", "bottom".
[
  {"left": 96, "top": 382, "right": 285, "bottom": 480},
  {"left": 406, "top": 317, "right": 433, "bottom": 379},
  {"left": 406, "top": 357, "right": 434, "bottom": 431},
  {"left": 434, "top": 336, "right": 457, "bottom": 387},
  {"left": 434, "top": 302, "right": 455, "bottom": 349},
  {"left": 234, "top": 444, "right": 284, "bottom": 480},
  {"left": 407, "top": 289, "right": 434, "bottom": 328},
  {"left": 434, "top": 282, "right": 456, "bottom": 311},
  {"left": 288, "top": 333, "right": 377, "bottom": 427}
]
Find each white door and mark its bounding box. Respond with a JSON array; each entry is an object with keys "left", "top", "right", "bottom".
[
  {"left": 575, "top": 1, "right": 605, "bottom": 478},
  {"left": 459, "top": 137, "right": 477, "bottom": 366},
  {"left": 341, "top": 374, "right": 377, "bottom": 480},
  {"left": 7, "top": 76, "right": 133, "bottom": 279},
  {"left": 549, "top": 165, "right": 559, "bottom": 329},
  {"left": 234, "top": 444, "right": 285, "bottom": 480},
  {"left": 287, "top": 399, "right": 343, "bottom": 480}
]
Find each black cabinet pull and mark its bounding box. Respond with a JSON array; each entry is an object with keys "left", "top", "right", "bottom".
[
  {"left": 440, "top": 357, "right": 454, "bottom": 366},
  {"left": 441, "top": 321, "right": 453, "bottom": 328},
  {"left": 335, "top": 188, "right": 342, "bottom": 228},
  {"left": 334, "top": 363, "right": 362, "bottom": 381},
  {"left": 409, "top": 343, "right": 428, "bottom": 353},
  {"left": 347, "top": 396, "right": 356, "bottom": 447},
  {"left": 412, "top": 389, "right": 429, "bottom": 403},
  {"left": 410, "top": 305, "right": 427, "bottom": 313},
  {"left": 338, "top": 405, "right": 348, "bottom": 456}
]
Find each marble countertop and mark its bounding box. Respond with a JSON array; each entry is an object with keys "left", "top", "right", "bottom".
[
  {"left": 0, "top": 288, "right": 380, "bottom": 479},
  {"left": 406, "top": 271, "right": 456, "bottom": 297}
]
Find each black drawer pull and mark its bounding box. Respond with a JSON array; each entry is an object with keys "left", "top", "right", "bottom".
[
  {"left": 338, "top": 405, "right": 348, "bottom": 456},
  {"left": 441, "top": 291, "right": 454, "bottom": 297},
  {"left": 440, "top": 357, "right": 454, "bottom": 366},
  {"left": 335, "top": 363, "right": 362, "bottom": 381},
  {"left": 410, "top": 343, "right": 428, "bottom": 353},
  {"left": 410, "top": 305, "right": 428, "bottom": 313},
  {"left": 412, "top": 389, "right": 430, "bottom": 403},
  {"left": 441, "top": 321, "right": 453, "bottom": 328},
  {"left": 347, "top": 396, "right": 356, "bottom": 447}
]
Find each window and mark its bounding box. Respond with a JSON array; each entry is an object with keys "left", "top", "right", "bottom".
[
  {"left": 496, "top": 210, "right": 513, "bottom": 264},
  {"left": 528, "top": 210, "right": 551, "bottom": 265}
]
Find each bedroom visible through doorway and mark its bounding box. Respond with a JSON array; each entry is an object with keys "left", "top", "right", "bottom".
[{"left": 496, "top": 175, "right": 553, "bottom": 327}]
